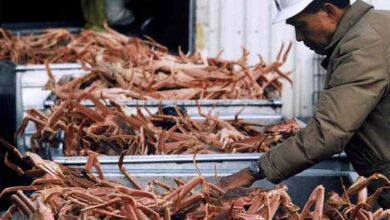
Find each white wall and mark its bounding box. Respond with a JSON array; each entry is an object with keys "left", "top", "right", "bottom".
[{"left": 196, "top": 0, "right": 390, "bottom": 118}]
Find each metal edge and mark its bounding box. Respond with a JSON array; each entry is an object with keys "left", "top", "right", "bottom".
[
  {"left": 53, "top": 153, "right": 348, "bottom": 165},
  {"left": 188, "top": 0, "right": 196, "bottom": 54},
  {"left": 97, "top": 169, "right": 356, "bottom": 178},
  {"left": 15, "top": 63, "right": 82, "bottom": 71},
  {"left": 54, "top": 153, "right": 262, "bottom": 165},
  {"left": 44, "top": 99, "right": 283, "bottom": 108},
  {"left": 190, "top": 115, "right": 283, "bottom": 120},
  {"left": 43, "top": 98, "right": 283, "bottom": 111},
  {"left": 103, "top": 99, "right": 283, "bottom": 106},
  {"left": 16, "top": 71, "right": 26, "bottom": 153}
]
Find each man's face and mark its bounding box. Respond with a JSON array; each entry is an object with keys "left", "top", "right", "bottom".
[{"left": 287, "top": 10, "right": 337, "bottom": 55}]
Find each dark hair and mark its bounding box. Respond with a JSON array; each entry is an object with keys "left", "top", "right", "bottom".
[{"left": 303, "top": 0, "right": 350, "bottom": 14}]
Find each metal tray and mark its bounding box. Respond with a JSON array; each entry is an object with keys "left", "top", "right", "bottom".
[
  {"left": 0, "top": 62, "right": 86, "bottom": 151},
  {"left": 43, "top": 98, "right": 283, "bottom": 118},
  {"left": 0, "top": 170, "right": 356, "bottom": 217},
  {"left": 55, "top": 152, "right": 351, "bottom": 172},
  {"left": 104, "top": 170, "right": 356, "bottom": 208},
  {"left": 51, "top": 137, "right": 353, "bottom": 207},
  {"left": 13, "top": 62, "right": 284, "bottom": 151},
  {"left": 15, "top": 63, "right": 87, "bottom": 152},
  {"left": 16, "top": 63, "right": 85, "bottom": 112},
  {"left": 70, "top": 160, "right": 355, "bottom": 208},
  {"left": 47, "top": 116, "right": 290, "bottom": 160},
  {"left": 46, "top": 118, "right": 350, "bottom": 178}
]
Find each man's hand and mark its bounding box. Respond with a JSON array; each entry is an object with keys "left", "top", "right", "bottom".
[{"left": 219, "top": 168, "right": 257, "bottom": 192}]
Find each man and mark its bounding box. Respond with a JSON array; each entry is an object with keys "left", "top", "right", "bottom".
[
  {"left": 105, "top": 0, "right": 135, "bottom": 28},
  {"left": 81, "top": 0, "right": 135, "bottom": 32},
  {"left": 220, "top": 0, "right": 390, "bottom": 208}
]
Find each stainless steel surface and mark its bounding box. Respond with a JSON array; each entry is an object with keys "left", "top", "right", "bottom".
[
  {"left": 24, "top": 109, "right": 283, "bottom": 153},
  {"left": 16, "top": 64, "right": 86, "bottom": 153},
  {"left": 82, "top": 165, "right": 355, "bottom": 208},
  {"left": 0, "top": 169, "right": 357, "bottom": 216},
  {"left": 17, "top": 63, "right": 283, "bottom": 151},
  {"left": 10, "top": 28, "right": 81, "bottom": 36},
  {"left": 42, "top": 112, "right": 350, "bottom": 174},
  {"left": 54, "top": 152, "right": 351, "bottom": 173},
  {"left": 48, "top": 116, "right": 287, "bottom": 160},
  {"left": 113, "top": 171, "right": 355, "bottom": 208},
  {"left": 54, "top": 152, "right": 346, "bottom": 165},
  {"left": 44, "top": 99, "right": 282, "bottom": 107},
  {"left": 14, "top": 61, "right": 286, "bottom": 154},
  {"left": 46, "top": 118, "right": 343, "bottom": 174},
  {"left": 43, "top": 99, "right": 283, "bottom": 117},
  {"left": 117, "top": 99, "right": 282, "bottom": 117},
  {"left": 15, "top": 63, "right": 82, "bottom": 71}
]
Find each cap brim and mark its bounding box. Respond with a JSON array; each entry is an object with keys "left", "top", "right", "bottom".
[{"left": 273, "top": 0, "right": 313, "bottom": 24}]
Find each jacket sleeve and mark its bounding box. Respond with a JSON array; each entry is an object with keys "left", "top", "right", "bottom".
[{"left": 259, "top": 34, "right": 389, "bottom": 183}]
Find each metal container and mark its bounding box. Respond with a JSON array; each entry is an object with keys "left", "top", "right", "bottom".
[
  {"left": 12, "top": 63, "right": 87, "bottom": 152},
  {"left": 0, "top": 169, "right": 356, "bottom": 217},
  {"left": 47, "top": 115, "right": 289, "bottom": 160},
  {"left": 101, "top": 170, "right": 356, "bottom": 208},
  {"left": 55, "top": 152, "right": 351, "bottom": 173},
  {"left": 64, "top": 156, "right": 354, "bottom": 208},
  {"left": 32, "top": 100, "right": 283, "bottom": 156},
  {"left": 44, "top": 99, "right": 283, "bottom": 118},
  {"left": 14, "top": 62, "right": 283, "bottom": 152}
]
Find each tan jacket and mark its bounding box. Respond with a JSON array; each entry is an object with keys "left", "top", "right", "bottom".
[{"left": 260, "top": 0, "right": 390, "bottom": 183}]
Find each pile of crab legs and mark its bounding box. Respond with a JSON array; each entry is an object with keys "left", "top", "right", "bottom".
[
  {"left": 45, "top": 39, "right": 292, "bottom": 101},
  {"left": 0, "top": 25, "right": 166, "bottom": 65},
  {"left": 46, "top": 36, "right": 292, "bottom": 101},
  {"left": 1, "top": 24, "right": 293, "bottom": 101},
  {"left": 1, "top": 137, "right": 390, "bottom": 220},
  {"left": 16, "top": 93, "right": 299, "bottom": 156}
]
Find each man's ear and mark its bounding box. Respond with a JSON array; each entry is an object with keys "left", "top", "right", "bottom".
[{"left": 322, "top": 3, "right": 339, "bottom": 21}]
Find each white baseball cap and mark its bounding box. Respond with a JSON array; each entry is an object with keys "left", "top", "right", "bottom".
[{"left": 273, "top": 0, "right": 314, "bottom": 24}]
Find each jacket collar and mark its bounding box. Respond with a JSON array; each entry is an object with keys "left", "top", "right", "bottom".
[{"left": 321, "top": 0, "right": 373, "bottom": 68}]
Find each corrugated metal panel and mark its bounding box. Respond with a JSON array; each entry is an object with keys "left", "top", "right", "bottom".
[
  {"left": 269, "top": 7, "right": 297, "bottom": 118},
  {"left": 244, "top": 0, "right": 271, "bottom": 64},
  {"left": 220, "top": 0, "right": 244, "bottom": 60},
  {"left": 200, "top": 0, "right": 276, "bottom": 62}
]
